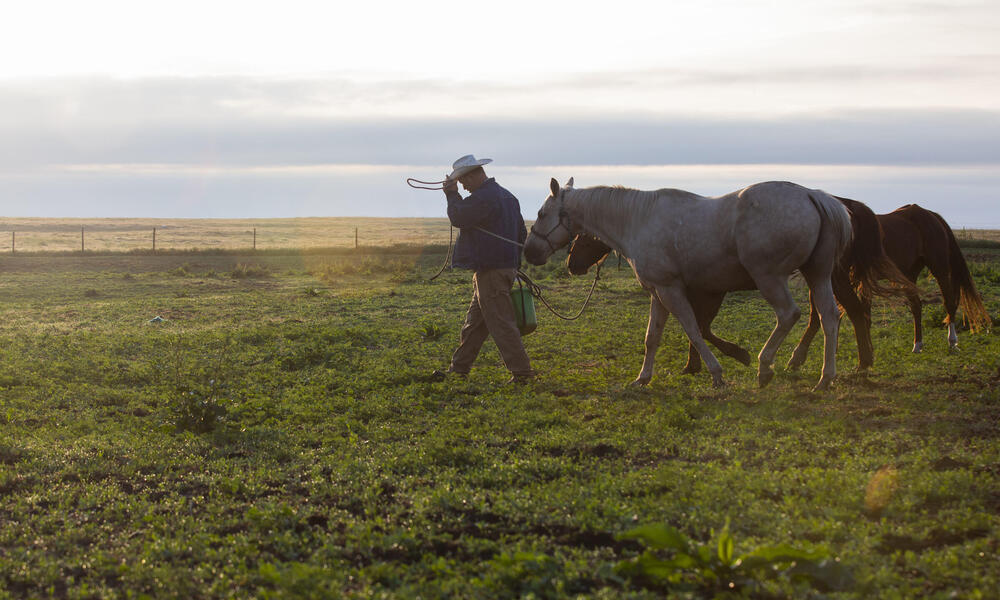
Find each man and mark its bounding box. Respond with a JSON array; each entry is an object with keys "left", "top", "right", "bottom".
[{"left": 432, "top": 154, "right": 534, "bottom": 383}]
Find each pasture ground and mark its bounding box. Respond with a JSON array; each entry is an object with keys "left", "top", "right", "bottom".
[{"left": 0, "top": 228, "right": 998, "bottom": 598}]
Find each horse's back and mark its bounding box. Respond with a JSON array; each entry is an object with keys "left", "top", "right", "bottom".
[
  {"left": 877, "top": 204, "right": 947, "bottom": 273},
  {"left": 729, "top": 181, "right": 836, "bottom": 274}
]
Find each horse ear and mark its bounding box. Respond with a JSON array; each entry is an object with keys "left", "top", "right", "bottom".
[
  {"left": 565, "top": 177, "right": 574, "bottom": 189},
  {"left": 550, "top": 178, "right": 560, "bottom": 197}
]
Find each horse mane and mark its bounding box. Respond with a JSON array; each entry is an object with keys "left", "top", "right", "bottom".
[{"left": 570, "top": 185, "right": 700, "bottom": 243}]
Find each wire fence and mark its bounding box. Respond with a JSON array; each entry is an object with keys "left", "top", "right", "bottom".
[{"left": 0, "top": 219, "right": 457, "bottom": 254}]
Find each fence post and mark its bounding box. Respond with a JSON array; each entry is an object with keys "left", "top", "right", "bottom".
[
  {"left": 81, "top": 227, "right": 85, "bottom": 252},
  {"left": 153, "top": 227, "right": 156, "bottom": 252},
  {"left": 253, "top": 228, "right": 256, "bottom": 250},
  {"left": 11, "top": 231, "right": 14, "bottom": 254},
  {"left": 355, "top": 227, "right": 358, "bottom": 249}
]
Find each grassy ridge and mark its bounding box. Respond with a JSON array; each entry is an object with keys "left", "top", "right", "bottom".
[{"left": 0, "top": 247, "right": 998, "bottom": 598}]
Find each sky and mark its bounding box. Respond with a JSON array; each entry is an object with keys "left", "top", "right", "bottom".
[{"left": 1, "top": 0, "right": 998, "bottom": 226}]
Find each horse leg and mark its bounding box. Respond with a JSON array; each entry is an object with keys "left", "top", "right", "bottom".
[
  {"left": 706, "top": 333, "right": 752, "bottom": 366},
  {"left": 683, "top": 292, "right": 750, "bottom": 374},
  {"left": 634, "top": 293, "right": 669, "bottom": 386},
  {"left": 927, "top": 259, "right": 960, "bottom": 351},
  {"left": 682, "top": 292, "right": 715, "bottom": 374},
  {"left": 653, "top": 284, "right": 724, "bottom": 387},
  {"left": 798, "top": 271, "right": 841, "bottom": 391},
  {"left": 905, "top": 285, "right": 924, "bottom": 353},
  {"left": 788, "top": 299, "right": 820, "bottom": 371},
  {"left": 832, "top": 271, "right": 873, "bottom": 371},
  {"left": 753, "top": 276, "right": 803, "bottom": 388}
]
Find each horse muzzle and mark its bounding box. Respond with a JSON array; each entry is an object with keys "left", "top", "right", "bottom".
[{"left": 523, "top": 237, "right": 551, "bottom": 265}]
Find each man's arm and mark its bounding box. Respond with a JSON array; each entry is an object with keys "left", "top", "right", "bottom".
[{"left": 445, "top": 184, "right": 496, "bottom": 229}]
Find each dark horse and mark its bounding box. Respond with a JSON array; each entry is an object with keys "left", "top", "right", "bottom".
[
  {"left": 786, "top": 203, "right": 991, "bottom": 362},
  {"left": 567, "top": 197, "right": 917, "bottom": 373},
  {"left": 877, "top": 204, "right": 992, "bottom": 352}
]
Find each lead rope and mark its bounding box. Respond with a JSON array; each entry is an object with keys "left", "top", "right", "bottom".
[
  {"left": 406, "top": 177, "right": 449, "bottom": 190},
  {"left": 515, "top": 263, "right": 602, "bottom": 321},
  {"left": 428, "top": 225, "right": 453, "bottom": 281},
  {"left": 408, "top": 178, "right": 456, "bottom": 281},
  {"left": 407, "top": 176, "right": 601, "bottom": 319}
]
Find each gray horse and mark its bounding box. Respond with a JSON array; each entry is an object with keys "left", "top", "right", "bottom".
[{"left": 524, "top": 179, "right": 851, "bottom": 391}]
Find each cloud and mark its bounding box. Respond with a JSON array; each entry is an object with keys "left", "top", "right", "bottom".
[
  {"left": 1, "top": 73, "right": 998, "bottom": 171},
  {"left": 1, "top": 76, "right": 998, "bottom": 222},
  {"left": 4, "top": 107, "right": 999, "bottom": 169}
]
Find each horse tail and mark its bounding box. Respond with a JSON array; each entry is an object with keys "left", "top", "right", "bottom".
[
  {"left": 835, "top": 197, "right": 918, "bottom": 302},
  {"left": 808, "top": 189, "right": 852, "bottom": 260},
  {"left": 929, "top": 209, "right": 992, "bottom": 333}
]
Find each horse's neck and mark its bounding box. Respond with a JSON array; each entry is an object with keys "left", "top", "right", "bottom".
[{"left": 568, "top": 188, "right": 648, "bottom": 257}]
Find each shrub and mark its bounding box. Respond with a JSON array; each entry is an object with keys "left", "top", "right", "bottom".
[{"left": 230, "top": 263, "right": 269, "bottom": 279}]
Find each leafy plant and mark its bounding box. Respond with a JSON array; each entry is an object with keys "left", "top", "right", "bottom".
[
  {"left": 615, "top": 520, "right": 854, "bottom": 595},
  {"left": 167, "top": 335, "right": 234, "bottom": 433},
  {"left": 171, "top": 382, "right": 228, "bottom": 433},
  {"left": 419, "top": 321, "right": 445, "bottom": 341}
]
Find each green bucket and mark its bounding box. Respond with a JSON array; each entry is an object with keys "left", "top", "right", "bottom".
[{"left": 511, "top": 279, "right": 537, "bottom": 336}]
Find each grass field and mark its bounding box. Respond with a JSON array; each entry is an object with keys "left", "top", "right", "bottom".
[{"left": 0, "top": 222, "right": 998, "bottom": 598}]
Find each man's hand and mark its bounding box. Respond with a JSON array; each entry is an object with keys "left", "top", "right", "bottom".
[{"left": 442, "top": 175, "right": 458, "bottom": 194}]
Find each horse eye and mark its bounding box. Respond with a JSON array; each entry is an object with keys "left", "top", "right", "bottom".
[{"left": 538, "top": 210, "right": 546, "bottom": 219}]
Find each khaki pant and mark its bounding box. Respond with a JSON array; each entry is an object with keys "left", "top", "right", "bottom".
[{"left": 450, "top": 268, "right": 533, "bottom": 376}]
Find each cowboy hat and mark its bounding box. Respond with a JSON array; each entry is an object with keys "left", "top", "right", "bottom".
[{"left": 448, "top": 154, "right": 493, "bottom": 180}]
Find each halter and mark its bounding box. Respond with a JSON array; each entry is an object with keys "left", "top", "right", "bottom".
[{"left": 529, "top": 190, "right": 574, "bottom": 254}]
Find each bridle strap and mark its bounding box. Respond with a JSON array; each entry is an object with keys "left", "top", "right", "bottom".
[{"left": 529, "top": 190, "right": 574, "bottom": 253}]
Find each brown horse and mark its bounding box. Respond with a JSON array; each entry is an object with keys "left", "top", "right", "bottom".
[
  {"left": 876, "top": 204, "right": 991, "bottom": 352},
  {"left": 567, "top": 196, "right": 915, "bottom": 374},
  {"left": 787, "top": 197, "right": 915, "bottom": 370}
]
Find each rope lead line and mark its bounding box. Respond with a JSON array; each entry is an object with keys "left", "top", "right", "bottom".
[
  {"left": 406, "top": 177, "right": 450, "bottom": 190},
  {"left": 516, "top": 264, "right": 602, "bottom": 321}
]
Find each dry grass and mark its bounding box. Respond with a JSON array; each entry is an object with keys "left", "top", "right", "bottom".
[
  {"left": 954, "top": 227, "right": 1000, "bottom": 243},
  {"left": 0, "top": 217, "right": 454, "bottom": 253}
]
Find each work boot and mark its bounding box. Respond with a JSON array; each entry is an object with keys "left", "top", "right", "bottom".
[
  {"left": 428, "top": 368, "right": 467, "bottom": 382},
  {"left": 505, "top": 371, "right": 537, "bottom": 385}
]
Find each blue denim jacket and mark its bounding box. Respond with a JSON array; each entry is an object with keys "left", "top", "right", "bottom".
[{"left": 446, "top": 178, "right": 527, "bottom": 271}]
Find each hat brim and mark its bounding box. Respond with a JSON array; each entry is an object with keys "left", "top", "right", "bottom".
[{"left": 448, "top": 159, "right": 492, "bottom": 180}]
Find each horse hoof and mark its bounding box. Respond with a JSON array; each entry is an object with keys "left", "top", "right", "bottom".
[
  {"left": 786, "top": 359, "right": 803, "bottom": 372},
  {"left": 681, "top": 365, "right": 701, "bottom": 375},
  {"left": 758, "top": 370, "right": 775, "bottom": 388},
  {"left": 712, "top": 377, "right": 726, "bottom": 389},
  {"left": 630, "top": 378, "right": 650, "bottom": 387},
  {"left": 912, "top": 343, "right": 923, "bottom": 354},
  {"left": 949, "top": 345, "right": 960, "bottom": 353},
  {"left": 735, "top": 352, "right": 753, "bottom": 367},
  {"left": 812, "top": 378, "right": 833, "bottom": 392}
]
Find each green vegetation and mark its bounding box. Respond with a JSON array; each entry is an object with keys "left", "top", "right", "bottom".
[{"left": 0, "top": 242, "right": 998, "bottom": 598}]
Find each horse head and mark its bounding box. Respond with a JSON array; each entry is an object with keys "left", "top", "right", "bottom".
[
  {"left": 567, "top": 234, "right": 612, "bottom": 275},
  {"left": 524, "top": 177, "right": 575, "bottom": 265}
]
